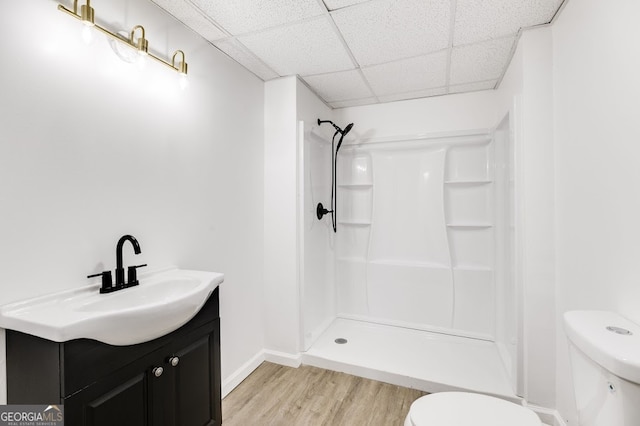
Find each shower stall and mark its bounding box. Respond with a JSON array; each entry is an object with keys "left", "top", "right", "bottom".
[{"left": 298, "top": 113, "right": 520, "bottom": 399}]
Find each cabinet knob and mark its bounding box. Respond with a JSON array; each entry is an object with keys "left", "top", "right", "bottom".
[
  {"left": 169, "top": 356, "right": 180, "bottom": 367},
  {"left": 153, "top": 366, "right": 164, "bottom": 377}
]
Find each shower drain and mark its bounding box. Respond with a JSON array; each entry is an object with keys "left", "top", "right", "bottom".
[{"left": 334, "top": 338, "right": 348, "bottom": 344}]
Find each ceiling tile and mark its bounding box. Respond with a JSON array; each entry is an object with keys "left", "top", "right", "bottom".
[
  {"left": 303, "top": 70, "right": 373, "bottom": 102},
  {"left": 190, "top": 0, "right": 325, "bottom": 35},
  {"left": 450, "top": 37, "right": 516, "bottom": 85},
  {"left": 378, "top": 87, "right": 447, "bottom": 103},
  {"left": 150, "top": 0, "right": 228, "bottom": 42},
  {"left": 330, "top": 97, "right": 378, "bottom": 109},
  {"left": 454, "top": 0, "right": 563, "bottom": 45},
  {"left": 239, "top": 16, "right": 355, "bottom": 76},
  {"left": 362, "top": 51, "right": 448, "bottom": 97},
  {"left": 214, "top": 39, "right": 280, "bottom": 81},
  {"left": 332, "top": 0, "right": 451, "bottom": 66},
  {"left": 448, "top": 80, "right": 497, "bottom": 94},
  {"left": 323, "top": 0, "right": 372, "bottom": 11}
]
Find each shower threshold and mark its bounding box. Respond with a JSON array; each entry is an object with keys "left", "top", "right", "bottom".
[{"left": 302, "top": 318, "right": 517, "bottom": 401}]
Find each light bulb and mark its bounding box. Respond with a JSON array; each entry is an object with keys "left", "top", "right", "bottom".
[
  {"left": 136, "top": 54, "right": 147, "bottom": 70},
  {"left": 81, "top": 25, "right": 94, "bottom": 45},
  {"left": 179, "top": 74, "right": 189, "bottom": 90}
]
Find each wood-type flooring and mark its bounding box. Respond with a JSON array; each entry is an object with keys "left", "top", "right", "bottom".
[{"left": 222, "top": 362, "right": 426, "bottom": 426}]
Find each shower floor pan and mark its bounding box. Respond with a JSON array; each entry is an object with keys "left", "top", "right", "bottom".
[{"left": 302, "top": 318, "right": 517, "bottom": 401}]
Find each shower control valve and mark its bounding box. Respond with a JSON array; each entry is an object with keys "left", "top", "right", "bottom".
[{"left": 316, "top": 203, "right": 331, "bottom": 220}]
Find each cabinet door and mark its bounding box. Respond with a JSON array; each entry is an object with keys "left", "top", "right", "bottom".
[
  {"left": 65, "top": 372, "right": 148, "bottom": 426},
  {"left": 172, "top": 327, "right": 221, "bottom": 426}
]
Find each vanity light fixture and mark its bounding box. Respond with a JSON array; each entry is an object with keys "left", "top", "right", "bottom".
[
  {"left": 130, "top": 25, "right": 148, "bottom": 56},
  {"left": 57, "top": 0, "right": 188, "bottom": 76},
  {"left": 172, "top": 50, "right": 188, "bottom": 75}
]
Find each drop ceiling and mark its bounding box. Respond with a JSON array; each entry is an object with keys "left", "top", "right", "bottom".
[{"left": 151, "top": 0, "right": 565, "bottom": 108}]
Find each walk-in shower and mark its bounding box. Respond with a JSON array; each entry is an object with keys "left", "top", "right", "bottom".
[
  {"left": 299, "top": 113, "right": 521, "bottom": 400},
  {"left": 315, "top": 119, "right": 354, "bottom": 233}
]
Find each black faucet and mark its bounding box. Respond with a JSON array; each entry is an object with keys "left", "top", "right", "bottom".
[
  {"left": 115, "top": 234, "right": 146, "bottom": 290},
  {"left": 88, "top": 234, "right": 147, "bottom": 293}
]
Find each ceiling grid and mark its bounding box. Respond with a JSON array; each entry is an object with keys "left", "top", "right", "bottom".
[{"left": 150, "top": 0, "right": 566, "bottom": 108}]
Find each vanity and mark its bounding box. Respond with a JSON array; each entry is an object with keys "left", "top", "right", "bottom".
[{"left": 0, "top": 268, "right": 223, "bottom": 426}]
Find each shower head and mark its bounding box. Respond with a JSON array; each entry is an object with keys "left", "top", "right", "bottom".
[{"left": 336, "top": 124, "right": 353, "bottom": 154}]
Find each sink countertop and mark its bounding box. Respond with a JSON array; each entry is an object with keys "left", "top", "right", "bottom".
[{"left": 0, "top": 267, "right": 224, "bottom": 346}]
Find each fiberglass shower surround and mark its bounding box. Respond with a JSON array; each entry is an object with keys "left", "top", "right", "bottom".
[
  {"left": 307, "top": 128, "right": 514, "bottom": 345},
  {"left": 316, "top": 119, "right": 354, "bottom": 233}
]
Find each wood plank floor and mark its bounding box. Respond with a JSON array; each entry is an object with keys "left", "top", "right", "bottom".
[{"left": 222, "top": 362, "right": 426, "bottom": 426}]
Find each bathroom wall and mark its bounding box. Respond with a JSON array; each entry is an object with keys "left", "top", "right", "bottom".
[
  {"left": 296, "top": 82, "right": 335, "bottom": 351},
  {"left": 0, "top": 0, "right": 265, "bottom": 399},
  {"left": 263, "top": 76, "right": 300, "bottom": 358},
  {"left": 552, "top": 0, "right": 640, "bottom": 423},
  {"left": 263, "top": 77, "right": 334, "bottom": 356},
  {"left": 497, "top": 27, "right": 557, "bottom": 409}
]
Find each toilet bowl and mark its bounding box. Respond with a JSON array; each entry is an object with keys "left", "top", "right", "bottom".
[{"left": 404, "top": 392, "right": 541, "bottom": 426}]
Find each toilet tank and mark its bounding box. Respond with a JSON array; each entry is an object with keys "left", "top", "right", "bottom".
[{"left": 564, "top": 311, "right": 640, "bottom": 426}]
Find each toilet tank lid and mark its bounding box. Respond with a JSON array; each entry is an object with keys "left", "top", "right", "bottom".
[{"left": 564, "top": 310, "right": 640, "bottom": 384}]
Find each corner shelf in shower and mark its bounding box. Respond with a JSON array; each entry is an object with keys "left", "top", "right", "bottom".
[
  {"left": 368, "top": 259, "right": 450, "bottom": 270},
  {"left": 338, "top": 182, "right": 373, "bottom": 188},
  {"left": 446, "top": 223, "right": 493, "bottom": 229},
  {"left": 338, "top": 220, "right": 371, "bottom": 226},
  {"left": 444, "top": 180, "right": 493, "bottom": 186}
]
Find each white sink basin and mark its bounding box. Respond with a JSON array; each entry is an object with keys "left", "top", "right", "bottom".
[
  {"left": 564, "top": 310, "right": 640, "bottom": 384},
  {"left": 0, "top": 268, "right": 223, "bottom": 346}
]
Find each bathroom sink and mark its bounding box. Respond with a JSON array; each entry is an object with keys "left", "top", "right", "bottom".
[
  {"left": 564, "top": 310, "right": 640, "bottom": 384},
  {"left": 0, "top": 267, "right": 224, "bottom": 345}
]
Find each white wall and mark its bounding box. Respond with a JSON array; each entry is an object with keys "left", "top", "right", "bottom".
[
  {"left": 0, "top": 0, "right": 265, "bottom": 398},
  {"left": 333, "top": 90, "right": 507, "bottom": 140},
  {"left": 263, "top": 77, "right": 335, "bottom": 357},
  {"left": 514, "top": 28, "right": 556, "bottom": 409},
  {"left": 552, "top": 0, "right": 640, "bottom": 423},
  {"left": 296, "top": 81, "right": 335, "bottom": 350},
  {"left": 263, "top": 77, "right": 300, "bottom": 356}
]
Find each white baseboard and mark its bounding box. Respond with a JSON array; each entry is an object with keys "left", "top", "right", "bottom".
[
  {"left": 524, "top": 401, "right": 567, "bottom": 426},
  {"left": 222, "top": 349, "right": 303, "bottom": 398},
  {"left": 264, "top": 349, "right": 302, "bottom": 368},
  {"left": 222, "top": 350, "right": 265, "bottom": 398}
]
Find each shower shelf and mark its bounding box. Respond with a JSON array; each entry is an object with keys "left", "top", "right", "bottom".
[
  {"left": 338, "top": 220, "right": 371, "bottom": 226},
  {"left": 368, "top": 259, "right": 450, "bottom": 269},
  {"left": 444, "top": 180, "right": 493, "bottom": 185},
  {"left": 338, "top": 183, "right": 373, "bottom": 188},
  {"left": 446, "top": 223, "right": 493, "bottom": 229}
]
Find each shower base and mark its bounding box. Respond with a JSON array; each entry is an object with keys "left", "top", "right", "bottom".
[{"left": 302, "top": 318, "right": 517, "bottom": 401}]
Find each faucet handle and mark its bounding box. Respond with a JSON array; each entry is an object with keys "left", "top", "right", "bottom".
[
  {"left": 127, "top": 264, "right": 147, "bottom": 287},
  {"left": 88, "top": 271, "right": 114, "bottom": 293}
]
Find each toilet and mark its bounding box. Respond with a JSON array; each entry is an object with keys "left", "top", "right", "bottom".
[
  {"left": 404, "top": 391, "right": 540, "bottom": 426},
  {"left": 406, "top": 310, "right": 640, "bottom": 426},
  {"left": 563, "top": 310, "right": 640, "bottom": 426}
]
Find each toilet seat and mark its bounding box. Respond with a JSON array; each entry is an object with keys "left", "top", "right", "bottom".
[{"left": 406, "top": 392, "right": 541, "bottom": 426}]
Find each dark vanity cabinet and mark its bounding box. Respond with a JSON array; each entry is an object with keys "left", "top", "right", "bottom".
[{"left": 6, "top": 288, "right": 221, "bottom": 426}]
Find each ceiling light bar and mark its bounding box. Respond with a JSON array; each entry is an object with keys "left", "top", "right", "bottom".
[{"left": 57, "top": 0, "right": 188, "bottom": 76}]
